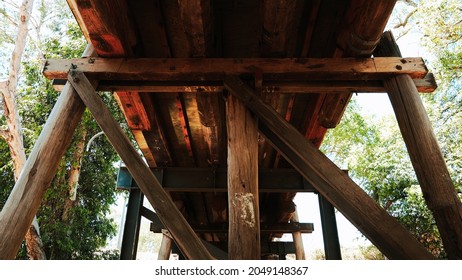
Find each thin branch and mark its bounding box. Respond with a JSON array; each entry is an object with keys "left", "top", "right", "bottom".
[
  {"left": 393, "top": 9, "right": 417, "bottom": 29},
  {"left": 399, "top": 0, "right": 418, "bottom": 8},
  {"left": 0, "top": 7, "right": 18, "bottom": 27}
]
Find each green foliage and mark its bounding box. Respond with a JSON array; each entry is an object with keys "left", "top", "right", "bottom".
[
  {"left": 1, "top": 0, "right": 124, "bottom": 259},
  {"left": 322, "top": 97, "right": 445, "bottom": 258}
]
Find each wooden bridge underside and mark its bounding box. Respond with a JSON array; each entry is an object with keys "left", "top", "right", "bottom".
[{"left": 2, "top": 0, "right": 462, "bottom": 260}]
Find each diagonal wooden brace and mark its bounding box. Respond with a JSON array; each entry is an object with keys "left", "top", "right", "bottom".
[
  {"left": 67, "top": 70, "right": 213, "bottom": 260},
  {"left": 224, "top": 75, "right": 434, "bottom": 259}
]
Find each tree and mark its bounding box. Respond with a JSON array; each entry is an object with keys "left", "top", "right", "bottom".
[
  {"left": 0, "top": 0, "right": 47, "bottom": 260},
  {"left": 1, "top": 0, "right": 122, "bottom": 259},
  {"left": 320, "top": 0, "right": 462, "bottom": 259}
]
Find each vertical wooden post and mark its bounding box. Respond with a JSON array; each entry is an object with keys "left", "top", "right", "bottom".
[
  {"left": 226, "top": 94, "right": 260, "bottom": 259},
  {"left": 291, "top": 210, "right": 306, "bottom": 260},
  {"left": 376, "top": 31, "right": 462, "bottom": 259},
  {"left": 158, "top": 230, "right": 173, "bottom": 260},
  {"left": 0, "top": 46, "right": 95, "bottom": 260}
]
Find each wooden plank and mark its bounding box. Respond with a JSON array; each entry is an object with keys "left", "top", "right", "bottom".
[
  {"left": 262, "top": 0, "right": 306, "bottom": 57},
  {"left": 224, "top": 75, "right": 434, "bottom": 260},
  {"left": 67, "top": 71, "right": 213, "bottom": 260},
  {"left": 66, "top": 0, "right": 137, "bottom": 57},
  {"left": 307, "top": 0, "right": 398, "bottom": 139},
  {"left": 178, "top": 0, "right": 214, "bottom": 57},
  {"left": 376, "top": 31, "right": 462, "bottom": 259},
  {"left": 0, "top": 46, "right": 96, "bottom": 260},
  {"left": 226, "top": 94, "right": 260, "bottom": 259},
  {"left": 43, "top": 57, "right": 429, "bottom": 81},
  {"left": 52, "top": 78, "right": 437, "bottom": 93},
  {"left": 291, "top": 210, "right": 306, "bottom": 260},
  {"left": 158, "top": 230, "right": 173, "bottom": 260}
]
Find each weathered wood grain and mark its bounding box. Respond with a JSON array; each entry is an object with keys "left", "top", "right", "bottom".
[
  {"left": 44, "top": 57, "right": 429, "bottom": 81},
  {"left": 224, "top": 75, "right": 434, "bottom": 260},
  {"left": 226, "top": 94, "right": 260, "bottom": 259}
]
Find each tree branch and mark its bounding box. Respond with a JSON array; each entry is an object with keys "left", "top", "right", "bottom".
[
  {"left": 393, "top": 9, "right": 417, "bottom": 29},
  {"left": 399, "top": 0, "right": 418, "bottom": 8}
]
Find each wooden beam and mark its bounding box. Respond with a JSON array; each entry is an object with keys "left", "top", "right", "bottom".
[
  {"left": 44, "top": 57, "right": 429, "bottom": 81},
  {"left": 51, "top": 77, "right": 437, "bottom": 94},
  {"left": 224, "top": 75, "right": 434, "bottom": 260},
  {"left": 0, "top": 46, "right": 95, "bottom": 260},
  {"left": 226, "top": 94, "right": 260, "bottom": 259},
  {"left": 308, "top": 0, "right": 398, "bottom": 138},
  {"left": 67, "top": 71, "right": 213, "bottom": 260},
  {"left": 158, "top": 230, "right": 173, "bottom": 260},
  {"left": 291, "top": 210, "right": 306, "bottom": 260},
  {"left": 66, "top": 0, "right": 137, "bottom": 57},
  {"left": 178, "top": 0, "right": 214, "bottom": 57},
  {"left": 376, "top": 31, "right": 462, "bottom": 259}
]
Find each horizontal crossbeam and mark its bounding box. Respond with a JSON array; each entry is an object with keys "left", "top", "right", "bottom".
[
  {"left": 52, "top": 73, "right": 437, "bottom": 93},
  {"left": 44, "top": 57, "right": 429, "bottom": 82}
]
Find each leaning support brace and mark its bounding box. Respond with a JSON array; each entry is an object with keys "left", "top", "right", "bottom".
[
  {"left": 67, "top": 70, "right": 213, "bottom": 260},
  {"left": 376, "top": 31, "right": 462, "bottom": 259},
  {"left": 224, "top": 75, "right": 434, "bottom": 260}
]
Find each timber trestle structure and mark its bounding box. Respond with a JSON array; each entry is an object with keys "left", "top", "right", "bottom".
[{"left": 1, "top": 0, "right": 462, "bottom": 260}]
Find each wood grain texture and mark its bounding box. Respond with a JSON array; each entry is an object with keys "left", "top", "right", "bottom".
[
  {"left": 44, "top": 57, "right": 429, "bottom": 81},
  {"left": 224, "top": 75, "right": 434, "bottom": 260},
  {"left": 68, "top": 71, "right": 213, "bottom": 260},
  {"left": 226, "top": 94, "right": 260, "bottom": 259},
  {"left": 376, "top": 31, "right": 462, "bottom": 259},
  {"left": 52, "top": 78, "right": 437, "bottom": 94},
  {"left": 66, "top": 0, "right": 137, "bottom": 57}
]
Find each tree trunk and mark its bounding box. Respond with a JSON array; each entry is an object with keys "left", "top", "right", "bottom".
[
  {"left": 62, "top": 129, "right": 87, "bottom": 221},
  {"left": 0, "top": 0, "right": 46, "bottom": 260}
]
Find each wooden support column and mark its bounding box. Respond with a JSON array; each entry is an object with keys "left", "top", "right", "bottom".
[
  {"left": 291, "top": 210, "right": 306, "bottom": 260},
  {"left": 226, "top": 94, "right": 260, "bottom": 259},
  {"left": 67, "top": 71, "right": 213, "bottom": 260},
  {"left": 158, "top": 230, "right": 173, "bottom": 260},
  {"left": 0, "top": 46, "right": 95, "bottom": 260},
  {"left": 224, "top": 75, "right": 434, "bottom": 259},
  {"left": 375, "top": 31, "right": 462, "bottom": 259}
]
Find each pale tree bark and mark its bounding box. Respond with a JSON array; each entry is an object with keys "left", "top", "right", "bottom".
[
  {"left": 0, "top": 0, "right": 46, "bottom": 260},
  {"left": 62, "top": 129, "right": 87, "bottom": 221}
]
